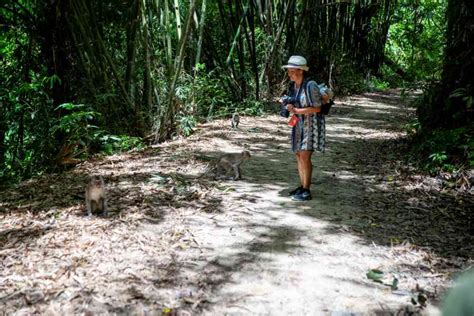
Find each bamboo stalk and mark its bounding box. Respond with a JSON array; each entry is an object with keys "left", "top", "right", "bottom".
[
  {"left": 225, "top": 2, "right": 249, "bottom": 66},
  {"left": 248, "top": 2, "right": 259, "bottom": 99},
  {"left": 174, "top": 0, "right": 182, "bottom": 40},
  {"left": 157, "top": 0, "right": 197, "bottom": 141},
  {"left": 217, "top": 0, "right": 238, "bottom": 83},
  {"left": 229, "top": 0, "right": 249, "bottom": 98},
  {"left": 164, "top": 0, "right": 173, "bottom": 66},
  {"left": 125, "top": 0, "right": 141, "bottom": 104},
  {"left": 258, "top": 0, "right": 295, "bottom": 86},
  {"left": 195, "top": 0, "right": 207, "bottom": 67}
]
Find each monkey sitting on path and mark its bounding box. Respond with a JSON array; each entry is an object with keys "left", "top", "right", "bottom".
[
  {"left": 85, "top": 175, "right": 108, "bottom": 217},
  {"left": 199, "top": 151, "right": 251, "bottom": 180},
  {"left": 231, "top": 112, "right": 240, "bottom": 128}
]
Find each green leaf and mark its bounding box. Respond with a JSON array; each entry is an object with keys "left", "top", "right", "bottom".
[
  {"left": 366, "top": 269, "right": 384, "bottom": 283},
  {"left": 391, "top": 277, "right": 399, "bottom": 290},
  {"left": 55, "top": 102, "right": 84, "bottom": 110},
  {"left": 465, "top": 96, "right": 473, "bottom": 108},
  {"left": 449, "top": 88, "right": 467, "bottom": 98}
]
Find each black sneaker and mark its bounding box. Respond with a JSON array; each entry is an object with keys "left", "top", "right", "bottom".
[
  {"left": 289, "top": 186, "right": 303, "bottom": 196},
  {"left": 291, "top": 189, "right": 312, "bottom": 201}
]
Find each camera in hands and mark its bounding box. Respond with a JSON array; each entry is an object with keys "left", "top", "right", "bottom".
[{"left": 280, "top": 95, "right": 298, "bottom": 118}]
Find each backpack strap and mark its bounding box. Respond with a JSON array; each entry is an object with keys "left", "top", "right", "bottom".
[{"left": 288, "top": 80, "right": 306, "bottom": 108}]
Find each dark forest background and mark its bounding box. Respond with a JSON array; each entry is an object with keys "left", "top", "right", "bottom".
[{"left": 0, "top": 0, "right": 472, "bottom": 183}]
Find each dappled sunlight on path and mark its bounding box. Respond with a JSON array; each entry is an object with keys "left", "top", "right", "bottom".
[
  {"left": 164, "top": 91, "right": 454, "bottom": 315},
  {"left": 1, "top": 91, "right": 470, "bottom": 315}
]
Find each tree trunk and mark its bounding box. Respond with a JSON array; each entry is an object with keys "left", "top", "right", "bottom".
[{"left": 38, "top": 0, "right": 72, "bottom": 107}]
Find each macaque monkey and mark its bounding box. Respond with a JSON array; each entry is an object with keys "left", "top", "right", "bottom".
[
  {"left": 199, "top": 150, "right": 251, "bottom": 180},
  {"left": 231, "top": 112, "right": 240, "bottom": 128},
  {"left": 85, "top": 175, "right": 108, "bottom": 217}
]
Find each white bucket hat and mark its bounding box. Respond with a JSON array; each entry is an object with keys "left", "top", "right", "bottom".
[{"left": 282, "top": 55, "right": 309, "bottom": 71}]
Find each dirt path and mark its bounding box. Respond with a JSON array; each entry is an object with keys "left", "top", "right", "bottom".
[{"left": 1, "top": 91, "right": 472, "bottom": 315}]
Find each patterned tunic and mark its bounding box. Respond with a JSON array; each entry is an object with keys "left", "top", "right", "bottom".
[{"left": 290, "top": 80, "right": 326, "bottom": 153}]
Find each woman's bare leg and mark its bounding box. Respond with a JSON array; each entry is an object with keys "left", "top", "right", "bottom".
[
  {"left": 299, "top": 150, "right": 313, "bottom": 189},
  {"left": 295, "top": 152, "right": 304, "bottom": 186}
]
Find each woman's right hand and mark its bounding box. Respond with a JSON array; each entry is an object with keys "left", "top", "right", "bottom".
[{"left": 287, "top": 104, "right": 295, "bottom": 113}]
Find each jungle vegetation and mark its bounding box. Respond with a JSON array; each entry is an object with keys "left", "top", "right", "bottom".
[{"left": 0, "top": 0, "right": 472, "bottom": 183}]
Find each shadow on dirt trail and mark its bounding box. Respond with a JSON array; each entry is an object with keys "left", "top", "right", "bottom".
[
  {"left": 181, "top": 90, "right": 472, "bottom": 315},
  {"left": 1, "top": 91, "right": 472, "bottom": 315}
]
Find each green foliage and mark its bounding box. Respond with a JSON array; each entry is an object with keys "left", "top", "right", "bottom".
[
  {"left": 366, "top": 269, "right": 384, "bottom": 283},
  {"left": 0, "top": 0, "right": 461, "bottom": 185},
  {"left": 0, "top": 71, "right": 56, "bottom": 182},
  {"left": 449, "top": 87, "right": 473, "bottom": 109},
  {"left": 410, "top": 126, "right": 473, "bottom": 173},
  {"left": 379, "top": 64, "right": 406, "bottom": 88},
  {"left": 43, "top": 74, "right": 62, "bottom": 90},
  {"left": 414, "top": 77, "right": 473, "bottom": 172},
  {"left": 192, "top": 65, "right": 234, "bottom": 120},
  {"left": 334, "top": 59, "right": 367, "bottom": 95},
  {"left": 427, "top": 151, "right": 455, "bottom": 172},
  {"left": 385, "top": 0, "right": 447, "bottom": 84},
  {"left": 51, "top": 103, "right": 144, "bottom": 154},
  {"left": 177, "top": 115, "right": 197, "bottom": 137},
  {"left": 366, "top": 76, "right": 390, "bottom": 92},
  {"left": 404, "top": 118, "right": 421, "bottom": 136},
  {"left": 51, "top": 103, "right": 100, "bottom": 146},
  {"left": 168, "top": 63, "right": 266, "bottom": 137},
  {"left": 92, "top": 132, "right": 144, "bottom": 154},
  {"left": 239, "top": 98, "right": 265, "bottom": 116}
]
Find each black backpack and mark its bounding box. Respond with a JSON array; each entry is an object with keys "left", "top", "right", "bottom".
[{"left": 304, "top": 80, "right": 335, "bottom": 115}]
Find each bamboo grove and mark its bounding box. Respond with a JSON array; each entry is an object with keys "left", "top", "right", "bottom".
[
  {"left": 1, "top": 0, "right": 472, "bottom": 181},
  {"left": 62, "top": 0, "right": 397, "bottom": 137}
]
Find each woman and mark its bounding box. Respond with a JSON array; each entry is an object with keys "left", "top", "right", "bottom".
[{"left": 281, "top": 55, "right": 322, "bottom": 201}]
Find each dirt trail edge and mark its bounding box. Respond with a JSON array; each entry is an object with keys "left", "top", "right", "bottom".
[{"left": 1, "top": 91, "right": 472, "bottom": 315}]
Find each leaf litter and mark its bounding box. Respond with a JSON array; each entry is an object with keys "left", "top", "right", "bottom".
[{"left": 0, "top": 90, "right": 472, "bottom": 315}]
